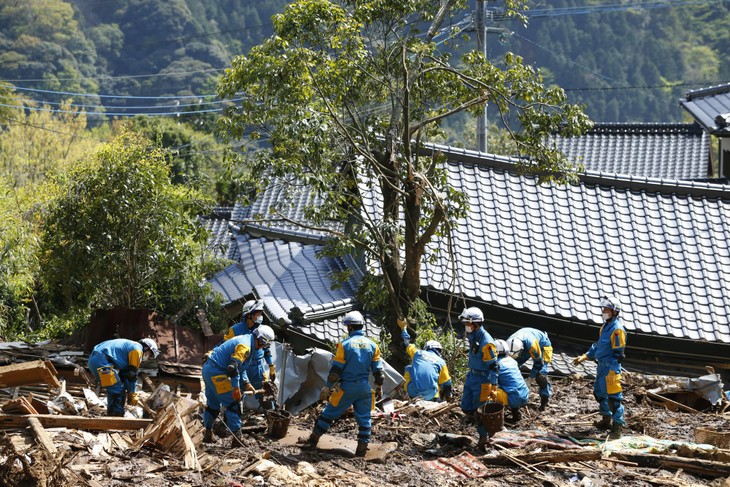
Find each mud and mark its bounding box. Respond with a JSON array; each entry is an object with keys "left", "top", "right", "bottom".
[{"left": 2, "top": 373, "right": 729, "bottom": 486}]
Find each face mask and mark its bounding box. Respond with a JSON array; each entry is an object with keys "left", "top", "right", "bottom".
[
  {"left": 254, "top": 316, "right": 264, "bottom": 325},
  {"left": 602, "top": 312, "right": 612, "bottom": 322},
  {"left": 465, "top": 324, "right": 474, "bottom": 334}
]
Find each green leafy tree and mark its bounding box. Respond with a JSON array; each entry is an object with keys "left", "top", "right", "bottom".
[
  {"left": 41, "top": 131, "right": 214, "bottom": 322},
  {"left": 217, "top": 0, "right": 590, "bottom": 361}
]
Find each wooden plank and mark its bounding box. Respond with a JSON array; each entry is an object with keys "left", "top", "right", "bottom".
[
  {"left": 613, "top": 452, "right": 730, "bottom": 478},
  {"left": 0, "top": 360, "right": 61, "bottom": 388},
  {"left": 0, "top": 413, "right": 151, "bottom": 431},
  {"left": 646, "top": 391, "right": 702, "bottom": 414},
  {"left": 27, "top": 417, "right": 58, "bottom": 454}
]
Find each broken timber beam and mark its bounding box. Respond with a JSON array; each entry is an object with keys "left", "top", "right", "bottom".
[
  {"left": 480, "top": 448, "right": 601, "bottom": 466},
  {"left": 646, "top": 391, "right": 702, "bottom": 414},
  {"left": 27, "top": 417, "right": 58, "bottom": 454},
  {"left": 0, "top": 360, "right": 61, "bottom": 388},
  {"left": 611, "top": 452, "right": 730, "bottom": 478},
  {"left": 0, "top": 413, "right": 151, "bottom": 431}
]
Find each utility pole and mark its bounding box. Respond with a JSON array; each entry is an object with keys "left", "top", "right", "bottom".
[{"left": 476, "top": 0, "right": 488, "bottom": 153}]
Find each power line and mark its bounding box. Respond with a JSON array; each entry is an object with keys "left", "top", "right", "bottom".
[
  {"left": 523, "top": 0, "right": 729, "bottom": 19},
  {"left": 0, "top": 102, "right": 227, "bottom": 118},
  {"left": 0, "top": 67, "right": 226, "bottom": 85},
  {"left": 9, "top": 85, "right": 221, "bottom": 100},
  {"left": 4, "top": 95, "right": 242, "bottom": 111}
]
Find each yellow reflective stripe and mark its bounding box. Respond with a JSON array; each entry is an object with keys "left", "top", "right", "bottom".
[
  {"left": 403, "top": 370, "right": 411, "bottom": 391},
  {"left": 223, "top": 327, "right": 235, "bottom": 341},
  {"left": 542, "top": 346, "right": 553, "bottom": 363},
  {"left": 495, "top": 388, "right": 509, "bottom": 406},
  {"left": 372, "top": 344, "right": 382, "bottom": 363},
  {"left": 231, "top": 343, "right": 250, "bottom": 363},
  {"left": 333, "top": 342, "right": 346, "bottom": 365},
  {"left": 406, "top": 344, "right": 417, "bottom": 360},
  {"left": 611, "top": 329, "right": 626, "bottom": 349},
  {"left": 482, "top": 342, "right": 497, "bottom": 362},
  {"left": 529, "top": 339, "right": 542, "bottom": 360},
  {"left": 438, "top": 365, "right": 451, "bottom": 385},
  {"left": 128, "top": 349, "right": 142, "bottom": 368}
]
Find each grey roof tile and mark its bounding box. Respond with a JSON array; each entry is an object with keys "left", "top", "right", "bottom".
[
  {"left": 362, "top": 145, "right": 730, "bottom": 345},
  {"left": 208, "top": 234, "right": 362, "bottom": 338},
  {"left": 244, "top": 176, "right": 344, "bottom": 243},
  {"left": 680, "top": 84, "right": 730, "bottom": 135},
  {"left": 548, "top": 123, "right": 711, "bottom": 180}
]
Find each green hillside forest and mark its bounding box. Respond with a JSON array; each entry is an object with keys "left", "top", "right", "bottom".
[{"left": 0, "top": 0, "right": 728, "bottom": 132}]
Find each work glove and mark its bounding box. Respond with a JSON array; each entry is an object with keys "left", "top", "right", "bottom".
[
  {"left": 269, "top": 365, "right": 276, "bottom": 382},
  {"left": 397, "top": 318, "right": 408, "bottom": 330},
  {"left": 231, "top": 387, "right": 242, "bottom": 401},
  {"left": 243, "top": 382, "right": 256, "bottom": 394},
  {"left": 572, "top": 354, "right": 588, "bottom": 366},
  {"left": 375, "top": 385, "right": 383, "bottom": 402},
  {"left": 227, "top": 362, "right": 238, "bottom": 377},
  {"left": 127, "top": 392, "right": 139, "bottom": 406},
  {"left": 487, "top": 384, "right": 498, "bottom": 402},
  {"left": 320, "top": 386, "right": 332, "bottom": 402}
]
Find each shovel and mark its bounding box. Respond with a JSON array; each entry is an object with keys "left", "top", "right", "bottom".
[{"left": 376, "top": 396, "right": 395, "bottom": 414}]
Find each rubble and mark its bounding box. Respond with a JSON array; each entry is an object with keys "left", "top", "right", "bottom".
[{"left": 0, "top": 342, "right": 728, "bottom": 486}]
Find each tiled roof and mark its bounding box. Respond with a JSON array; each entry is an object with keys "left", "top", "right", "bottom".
[
  {"left": 244, "top": 176, "right": 344, "bottom": 244},
  {"left": 680, "top": 84, "right": 730, "bottom": 135},
  {"left": 199, "top": 205, "right": 249, "bottom": 260},
  {"left": 208, "top": 233, "right": 364, "bottom": 343},
  {"left": 362, "top": 144, "right": 730, "bottom": 345},
  {"left": 547, "top": 123, "right": 710, "bottom": 180},
  {"left": 292, "top": 314, "right": 381, "bottom": 345}
]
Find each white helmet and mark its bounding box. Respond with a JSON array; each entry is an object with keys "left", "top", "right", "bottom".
[
  {"left": 599, "top": 295, "right": 622, "bottom": 313},
  {"left": 458, "top": 307, "right": 484, "bottom": 323},
  {"left": 506, "top": 336, "right": 524, "bottom": 358},
  {"left": 424, "top": 340, "right": 443, "bottom": 353},
  {"left": 494, "top": 339, "right": 509, "bottom": 356},
  {"left": 242, "top": 299, "right": 264, "bottom": 317},
  {"left": 140, "top": 338, "right": 160, "bottom": 358},
  {"left": 342, "top": 310, "right": 365, "bottom": 326},
  {"left": 253, "top": 325, "right": 275, "bottom": 345}
]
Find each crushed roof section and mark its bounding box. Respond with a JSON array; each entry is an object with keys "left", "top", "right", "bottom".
[
  {"left": 244, "top": 176, "right": 344, "bottom": 244},
  {"left": 208, "top": 234, "right": 362, "bottom": 342},
  {"left": 547, "top": 123, "right": 709, "bottom": 180},
  {"left": 680, "top": 83, "right": 730, "bottom": 135},
  {"left": 362, "top": 144, "right": 730, "bottom": 345}
]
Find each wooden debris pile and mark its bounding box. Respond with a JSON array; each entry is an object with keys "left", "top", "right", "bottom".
[{"left": 0, "top": 355, "right": 211, "bottom": 485}]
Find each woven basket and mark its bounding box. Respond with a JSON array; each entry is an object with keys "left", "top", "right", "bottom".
[{"left": 695, "top": 427, "right": 730, "bottom": 449}]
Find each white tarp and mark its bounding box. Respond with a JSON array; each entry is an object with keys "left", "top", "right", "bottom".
[{"left": 241, "top": 342, "right": 403, "bottom": 414}]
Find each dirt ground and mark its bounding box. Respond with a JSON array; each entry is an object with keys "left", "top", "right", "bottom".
[{"left": 2, "top": 370, "right": 729, "bottom": 487}]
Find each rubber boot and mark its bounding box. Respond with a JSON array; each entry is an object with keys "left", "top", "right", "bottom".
[
  {"left": 510, "top": 407, "right": 522, "bottom": 423},
  {"left": 477, "top": 435, "right": 489, "bottom": 452},
  {"left": 593, "top": 415, "right": 612, "bottom": 430},
  {"left": 539, "top": 396, "right": 549, "bottom": 412},
  {"left": 230, "top": 429, "right": 245, "bottom": 448},
  {"left": 203, "top": 429, "right": 214, "bottom": 443},
  {"left": 609, "top": 422, "right": 622, "bottom": 439},
  {"left": 355, "top": 441, "right": 368, "bottom": 457},
  {"left": 303, "top": 430, "right": 322, "bottom": 447}
]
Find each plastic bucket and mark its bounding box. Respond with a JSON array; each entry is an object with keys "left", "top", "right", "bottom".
[
  {"left": 266, "top": 410, "right": 291, "bottom": 439},
  {"left": 478, "top": 402, "right": 504, "bottom": 437}
]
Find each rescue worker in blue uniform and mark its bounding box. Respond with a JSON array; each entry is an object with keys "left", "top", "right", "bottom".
[
  {"left": 458, "top": 307, "right": 499, "bottom": 450},
  {"left": 304, "top": 311, "right": 384, "bottom": 457},
  {"left": 397, "top": 319, "right": 452, "bottom": 401},
  {"left": 494, "top": 340, "right": 530, "bottom": 423},
  {"left": 506, "top": 327, "right": 554, "bottom": 411},
  {"left": 88, "top": 337, "right": 160, "bottom": 416},
  {"left": 202, "top": 325, "right": 276, "bottom": 444},
  {"left": 223, "top": 300, "right": 276, "bottom": 407},
  {"left": 573, "top": 295, "right": 627, "bottom": 439}
]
